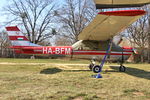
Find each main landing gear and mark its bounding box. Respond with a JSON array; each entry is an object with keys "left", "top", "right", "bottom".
[
  {"left": 119, "top": 49, "right": 126, "bottom": 72},
  {"left": 88, "top": 40, "right": 127, "bottom": 75},
  {"left": 119, "top": 65, "right": 126, "bottom": 72},
  {"left": 92, "top": 65, "right": 102, "bottom": 73},
  {"left": 88, "top": 61, "right": 126, "bottom": 73},
  {"left": 89, "top": 40, "right": 113, "bottom": 74},
  {"left": 88, "top": 64, "right": 94, "bottom": 71},
  {"left": 88, "top": 64, "right": 102, "bottom": 73},
  {"left": 88, "top": 59, "right": 102, "bottom": 73},
  {"left": 88, "top": 50, "right": 127, "bottom": 73}
]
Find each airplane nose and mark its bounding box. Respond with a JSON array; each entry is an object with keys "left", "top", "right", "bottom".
[{"left": 122, "top": 46, "right": 137, "bottom": 54}]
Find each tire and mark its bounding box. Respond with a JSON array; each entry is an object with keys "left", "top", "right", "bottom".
[
  {"left": 88, "top": 64, "right": 94, "bottom": 71},
  {"left": 119, "top": 65, "right": 126, "bottom": 72},
  {"left": 92, "top": 65, "right": 102, "bottom": 73}
]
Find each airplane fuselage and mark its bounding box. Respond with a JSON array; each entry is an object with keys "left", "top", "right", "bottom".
[{"left": 13, "top": 40, "right": 133, "bottom": 62}]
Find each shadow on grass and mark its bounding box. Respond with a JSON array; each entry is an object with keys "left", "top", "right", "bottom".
[
  {"left": 110, "top": 66, "right": 150, "bottom": 80},
  {"left": 40, "top": 68, "right": 63, "bottom": 74},
  {"left": 40, "top": 68, "right": 91, "bottom": 74},
  {"left": 64, "top": 70, "right": 91, "bottom": 72}
]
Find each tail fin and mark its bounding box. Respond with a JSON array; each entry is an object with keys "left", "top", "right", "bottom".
[{"left": 6, "top": 26, "right": 40, "bottom": 47}]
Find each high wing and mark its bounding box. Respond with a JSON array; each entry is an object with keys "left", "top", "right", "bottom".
[
  {"left": 94, "top": 0, "right": 150, "bottom": 9},
  {"left": 78, "top": 10, "right": 146, "bottom": 41}
]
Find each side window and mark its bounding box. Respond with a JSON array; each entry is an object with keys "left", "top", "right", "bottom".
[{"left": 78, "top": 46, "right": 83, "bottom": 50}]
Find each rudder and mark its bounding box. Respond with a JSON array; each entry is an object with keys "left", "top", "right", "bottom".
[{"left": 6, "top": 26, "right": 40, "bottom": 47}]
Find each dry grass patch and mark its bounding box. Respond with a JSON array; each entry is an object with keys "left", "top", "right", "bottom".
[{"left": 0, "top": 58, "right": 150, "bottom": 100}]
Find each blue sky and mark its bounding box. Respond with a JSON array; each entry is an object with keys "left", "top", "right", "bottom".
[
  {"left": 0, "top": 0, "right": 7, "bottom": 15},
  {"left": 0, "top": 0, "right": 12, "bottom": 29},
  {"left": 0, "top": 0, "right": 7, "bottom": 8},
  {"left": 0, "top": 0, "right": 65, "bottom": 30}
]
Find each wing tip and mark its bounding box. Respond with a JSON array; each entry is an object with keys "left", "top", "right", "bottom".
[
  {"left": 99, "top": 10, "right": 146, "bottom": 16},
  {"left": 95, "top": 4, "right": 148, "bottom": 9}
]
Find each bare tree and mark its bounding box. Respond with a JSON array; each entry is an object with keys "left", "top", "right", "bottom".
[
  {"left": 146, "top": 6, "right": 150, "bottom": 63},
  {"left": 38, "top": 40, "right": 52, "bottom": 46},
  {"left": 4, "top": 0, "right": 57, "bottom": 44},
  {"left": 54, "top": 36, "right": 72, "bottom": 46},
  {"left": 0, "top": 31, "right": 13, "bottom": 57},
  {"left": 56, "top": 0, "right": 96, "bottom": 44},
  {"left": 127, "top": 8, "right": 149, "bottom": 62}
]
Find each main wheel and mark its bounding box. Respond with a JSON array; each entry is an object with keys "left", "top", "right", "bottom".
[
  {"left": 92, "top": 65, "right": 102, "bottom": 73},
  {"left": 88, "top": 64, "right": 94, "bottom": 71},
  {"left": 119, "top": 65, "right": 126, "bottom": 72}
]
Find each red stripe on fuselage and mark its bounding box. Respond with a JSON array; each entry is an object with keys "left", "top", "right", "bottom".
[
  {"left": 11, "top": 46, "right": 132, "bottom": 56},
  {"left": 123, "top": 47, "right": 133, "bottom": 49},
  {"left": 73, "top": 51, "right": 132, "bottom": 56},
  {"left": 122, "top": 47, "right": 134, "bottom": 53},
  {"left": 123, "top": 50, "right": 133, "bottom": 53}
]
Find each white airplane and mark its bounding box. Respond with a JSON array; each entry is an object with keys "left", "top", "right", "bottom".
[{"left": 5, "top": 0, "right": 150, "bottom": 73}]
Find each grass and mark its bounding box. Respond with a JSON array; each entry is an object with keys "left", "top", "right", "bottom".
[
  {"left": 0, "top": 58, "right": 89, "bottom": 64},
  {"left": 0, "top": 58, "right": 150, "bottom": 100}
]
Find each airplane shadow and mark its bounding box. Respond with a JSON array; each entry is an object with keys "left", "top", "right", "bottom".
[
  {"left": 40, "top": 68, "right": 62, "bottom": 74},
  {"left": 64, "top": 70, "right": 91, "bottom": 72},
  {"left": 109, "top": 66, "right": 150, "bottom": 80},
  {"left": 40, "top": 66, "right": 150, "bottom": 80},
  {"left": 40, "top": 68, "right": 91, "bottom": 74}
]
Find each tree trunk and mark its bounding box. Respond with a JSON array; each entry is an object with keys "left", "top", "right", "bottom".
[
  {"left": 0, "top": 44, "right": 3, "bottom": 57},
  {"left": 148, "top": 14, "right": 150, "bottom": 63},
  {"left": 141, "top": 54, "right": 144, "bottom": 63},
  {"left": 140, "top": 49, "right": 145, "bottom": 63},
  {"left": 148, "top": 34, "right": 150, "bottom": 63}
]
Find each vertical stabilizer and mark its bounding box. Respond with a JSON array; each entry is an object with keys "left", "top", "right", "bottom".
[{"left": 6, "top": 26, "right": 40, "bottom": 47}]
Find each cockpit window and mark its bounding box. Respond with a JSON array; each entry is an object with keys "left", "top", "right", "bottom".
[{"left": 72, "top": 40, "right": 99, "bottom": 50}]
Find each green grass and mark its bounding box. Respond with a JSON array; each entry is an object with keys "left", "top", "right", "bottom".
[
  {"left": 0, "top": 58, "right": 89, "bottom": 64},
  {"left": 0, "top": 58, "right": 150, "bottom": 100}
]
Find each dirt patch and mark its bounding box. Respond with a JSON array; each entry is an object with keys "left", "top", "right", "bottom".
[
  {"left": 73, "top": 97, "right": 83, "bottom": 100},
  {"left": 133, "top": 92, "right": 145, "bottom": 96}
]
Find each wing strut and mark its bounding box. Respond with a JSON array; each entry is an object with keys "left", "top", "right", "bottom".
[{"left": 93, "top": 39, "right": 113, "bottom": 78}]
